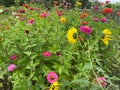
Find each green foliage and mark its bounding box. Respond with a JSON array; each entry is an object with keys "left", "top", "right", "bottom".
[{"left": 0, "top": 2, "right": 120, "bottom": 90}]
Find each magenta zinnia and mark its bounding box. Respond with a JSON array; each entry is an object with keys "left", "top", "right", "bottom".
[
  {"left": 46, "top": 71, "right": 58, "bottom": 84},
  {"left": 80, "top": 25, "right": 92, "bottom": 34}
]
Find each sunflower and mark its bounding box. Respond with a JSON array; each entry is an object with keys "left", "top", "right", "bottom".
[
  {"left": 49, "top": 82, "right": 60, "bottom": 90},
  {"left": 101, "top": 29, "right": 112, "bottom": 45},
  {"left": 67, "top": 27, "right": 78, "bottom": 44}
]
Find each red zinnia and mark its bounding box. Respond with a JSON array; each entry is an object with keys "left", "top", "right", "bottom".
[{"left": 102, "top": 8, "right": 113, "bottom": 15}]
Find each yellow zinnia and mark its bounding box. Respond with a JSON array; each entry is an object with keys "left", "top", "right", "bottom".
[
  {"left": 67, "top": 27, "right": 78, "bottom": 44},
  {"left": 101, "top": 29, "right": 112, "bottom": 46},
  {"left": 49, "top": 82, "right": 60, "bottom": 90},
  {"left": 76, "top": 1, "right": 82, "bottom": 5},
  {"left": 60, "top": 17, "right": 66, "bottom": 23}
]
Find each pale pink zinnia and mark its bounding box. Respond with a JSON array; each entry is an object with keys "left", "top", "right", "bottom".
[
  {"left": 7, "top": 64, "right": 16, "bottom": 72},
  {"left": 80, "top": 25, "right": 92, "bottom": 34},
  {"left": 43, "top": 51, "right": 52, "bottom": 57},
  {"left": 10, "top": 54, "right": 17, "bottom": 60},
  {"left": 96, "top": 77, "right": 107, "bottom": 87},
  {"left": 46, "top": 71, "right": 58, "bottom": 83},
  {"left": 94, "top": 18, "right": 99, "bottom": 22}
]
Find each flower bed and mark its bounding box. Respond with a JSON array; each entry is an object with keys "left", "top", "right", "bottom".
[{"left": 0, "top": 1, "right": 120, "bottom": 90}]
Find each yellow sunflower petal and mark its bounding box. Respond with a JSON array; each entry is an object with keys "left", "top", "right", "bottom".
[
  {"left": 67, "top": 27, "right": 78, "bottom": 44},
  {"left": 102, "top": 29, "right": 112, "bottom": 35}
]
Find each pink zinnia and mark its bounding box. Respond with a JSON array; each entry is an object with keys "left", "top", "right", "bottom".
[
  {"left": 94, "top": 6, "right": 99, "bottom": 10},
  {"left": 94, "top": 18, "right": 99, "bottom": 21},
  {"left": 96, "top": 77, "right": 107, "bottom": 87},
  {"left": 46, "top": 71, "right": 58, "bottom": 83},
  {"left": 57, "top": 10, "right": 62, "bottom": 16},
  {"left": 43, "top": 51, "right": 52, "bottom": 57},
  {"left": 10, "top": 54, "right": 17, "bottom": 60},
  {"left": 7, "top": 64, "right": 16, "bottom": 72},
  {"left": 101, "top": 17, "right": 107, "bottom": 22},
  {"left": 39, "top": 12, "right": 50, "bottom": 18},
  {"left": 18, "top": 9, "right": 25, "bottom": 13},
  {"left": 27, "top": 18, "right": 35, "bottom": 25},
  {"left": 29, "top": 7, "right": 34, "bottom": 11},
  {"left": 19, "top": 17, "right": 24, "bottom": 21},
  {"left": 80, "top": 25, "right": 92, "bottom": 34}
]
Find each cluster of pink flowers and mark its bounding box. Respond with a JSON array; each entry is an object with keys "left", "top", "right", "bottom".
[
  {"left": 7, "top": 54, "right": 17, "bottom": 72},
  {"left": 80, "top": 25, "right": 92, "bottom": 34},
  {"left": 94, "top": 17, "right": 108, "bottom": 22}
]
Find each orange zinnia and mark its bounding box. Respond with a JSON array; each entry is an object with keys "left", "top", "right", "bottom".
[
  {"left": 22, "top": 4, "right": 30, "bottom": 8},
  {"left": 80, "top": 13, "right": 88, "bottom": 19},
  {"left": 102, "top": 8, "right": 113, "bottom": 15}
]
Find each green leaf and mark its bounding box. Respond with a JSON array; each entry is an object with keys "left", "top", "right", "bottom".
[
  {"left": 24, "top": 51, "right": 31, "bottom": 56},
  {"left": 58, "top": 66, "right": 64, "bottom": 74}
]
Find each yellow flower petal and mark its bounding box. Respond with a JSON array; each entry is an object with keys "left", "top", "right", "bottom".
[
  {"left": 67, "top": 27, "right": 78, "bottom": 44},
  {"left": 102, "top": 29, "right": 112, "bottom": 35}
]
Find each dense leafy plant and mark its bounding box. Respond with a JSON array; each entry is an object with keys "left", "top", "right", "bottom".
[{"left": 0, "top": 1, "right": 120, "bottom": 90}]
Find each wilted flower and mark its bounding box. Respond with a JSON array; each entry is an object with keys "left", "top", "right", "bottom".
[
  {"left": 80, "top": 25, "right": 92, "bottom": 34},
  {"left": 7, "top": 64, "right": 16, "bottom": 72},
  {"left": 96, "top": 77, "right": 107, "bottom": 87},
  {"left": 49, "top": 82, "right": 60, "bottom": 90},
  {"left": 60, "top": 17, "right": 66, "bottom": 23},
  {"left": 25, "top": 30, "right": 30, "bottom": 34},
  {"left": 67, "top": 27, "right": 78, "bottom": 44},
  {"left": 10, "top": 54, "right": 17, "bottom": 60},
  {"left": 101, "top": 17, "right": 107, "bottom": 22},
  {"left": 56, "top": 51, "right": 62, "bottom": 57},
  {"left": 43, "top": 51, "right": 52, "bottom": 57},
  {"left": 102, "top": 8, "right": 113, "bottom": 15},
  {"left": 46, "top": 71, "right": 58, "bottom": 83},
  {"left": 101, "top": 29, "right": 112, "bottom": 45}
]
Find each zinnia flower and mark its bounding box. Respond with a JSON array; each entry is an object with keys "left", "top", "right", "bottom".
[
  {"left": 101, "top": 17, "right": 107, "bottom": 22},
  {"left": 116, "top": 11, "right": 120, "bottom": 17},
  {"left": 102, "top": 8, "right": 113, "bottom": 15},
  {"left": 7, "top": 64, "right": 16, "bottom": 72},
  {"left": 67, "top": 27, "right": 78, "bottom": 44},
  {"left": 27, "top": 18, "right": 35, "bottom": 25},
  {"left": 49, "top": 82, "right": 60, "bottom": 90},
  {"left": 43, "top": 51, "right": 52, "bottom": 57},
  {"left": 101, "top": 29, "right": 112, "bottom": 45},
  {"left": 82, "top": 21, "right": 88, "bottom": 25},
  {"left": 94, "top": 18, "right": 99, "bottom": 22},
  {"left": 18, "top": 9, "right": 25, "bottom": 13},
  {"left": 39, "top": 12, "right": 50, "bottom": 18},
  {"left": 80, "top": 13, "right": 88, "bottom": 19},
  {"left": 60, "top": 17, "right": 66, "bottom": 23},
  {"left": 94, "top": 6, "right": 99, "bottom": 10},
  {"left": 76, "top": 1, "right": 82, "bottom": 5},
  {"left": 46, "top": 71, "right": 58, "bottom": 84},
  {"left": 80, "top": 25, "right": 92, "bottom": 34},
  {"left": 96, "top": 77, "right": 107, "bottom": 87},
  {"left": 57, "top": 10, "right": 62, "bottom": 16},
  {"left": 22, "top": 4, "right": 30, "bottom": 8},
  {"left": 10, "top": 54, "right": 17, "bottom": 60}
]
